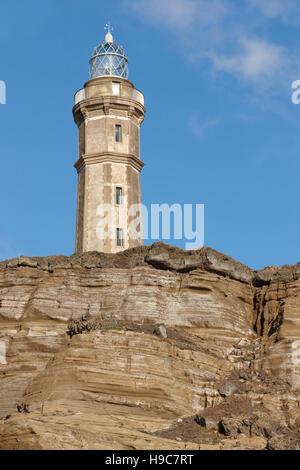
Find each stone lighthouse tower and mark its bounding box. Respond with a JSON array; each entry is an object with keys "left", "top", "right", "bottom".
[{"left": 73, "top": 26, "right": 145, "bottom": 253}]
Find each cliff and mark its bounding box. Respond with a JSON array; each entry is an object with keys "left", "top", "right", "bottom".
[{"left": 0, "top": 242, "right": 299, "bottom": 450}]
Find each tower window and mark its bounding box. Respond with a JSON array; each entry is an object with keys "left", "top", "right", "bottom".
[
  {"left": 112, "top": 82, "right": 120, "bottom": 96},
  {"left": 117, "top": 228, "right": 123, "bottom": 247},
  {"left": 115, "top": 124, "right": 122, "bottom": 142},
  {"left": 116, "top": 187, "right": 122, "bottom": 205}
]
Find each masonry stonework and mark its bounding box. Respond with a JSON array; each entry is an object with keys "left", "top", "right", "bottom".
[{"left": 73, "top": 32, "right": 145, "bottom": 254}]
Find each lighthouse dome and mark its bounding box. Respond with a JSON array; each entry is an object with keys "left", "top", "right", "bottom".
[{"left": 89, "top": 27, "right": 128, "bottom": 80}]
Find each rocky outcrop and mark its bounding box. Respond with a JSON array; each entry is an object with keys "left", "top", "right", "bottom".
[{"left": 0, "top": 242, "right": 299, "bottom": 450}]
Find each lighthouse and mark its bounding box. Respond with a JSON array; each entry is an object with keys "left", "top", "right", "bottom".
[{"left": 73, "top": 26, "right": 146, "bottom": 253}]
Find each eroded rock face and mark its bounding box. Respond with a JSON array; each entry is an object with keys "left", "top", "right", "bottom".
[{"left": 0, "top": 243, "right": 299, "bottom": 450}]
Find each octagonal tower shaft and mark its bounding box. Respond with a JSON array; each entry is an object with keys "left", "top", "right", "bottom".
[{"left": 73, "top": 76, "right": 145, "bottom": 253}]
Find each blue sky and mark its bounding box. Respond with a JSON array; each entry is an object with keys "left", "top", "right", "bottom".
[{"left": 1, "top": 0, "right": 300, "bottom": 269}]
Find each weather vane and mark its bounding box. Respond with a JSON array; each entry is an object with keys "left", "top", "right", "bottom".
[{"left": 105, "top": 23, "right": 114, "bottom": 34}]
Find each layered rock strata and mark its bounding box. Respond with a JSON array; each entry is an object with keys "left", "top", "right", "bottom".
[{"left": 0, "top": 243, "right": 299, "bottom": 449}]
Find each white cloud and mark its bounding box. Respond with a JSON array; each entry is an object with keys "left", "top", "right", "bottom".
[
  {"left": 129, "top": 0, "right": 199, "bottom": 29},
  {"left": 128, "top": 0, "right": 231, "bottom": 31},
  {"left": 246, "top": 0, "right": 300, "bottom": 25},
  {"left": 126, "top": 0, "right": 298, "bottom": 85},
  {"left": 247, "top": 0, "right": 289, "bottom": 19},
  {"left": 189, "top": 116, "right": 220, "bottom": 137},
  {"left": 210, "top": 38, "right": 286, "bottom": 81}
]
